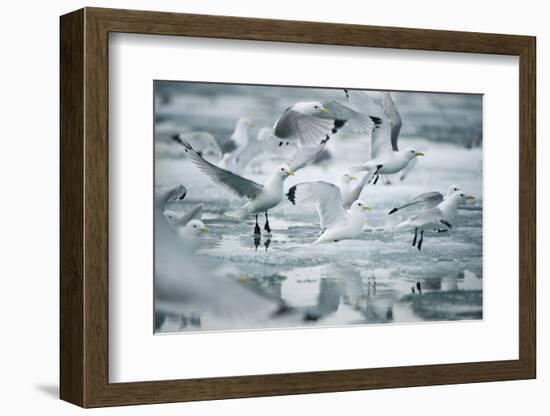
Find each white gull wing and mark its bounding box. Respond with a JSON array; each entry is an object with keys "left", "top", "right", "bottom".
[
  {"left": 287, "top": 181, "right": 347, "bottom": 230},
  {"left": 156, "top": 185, "right": 187, "bottom": 212},
  {"left": 166, "top": 204, "right": 203, "bottom": 227},
  {"left": 174, "top": 137, "right": 264, "bottom": 199},
  {"left": 381, "top": 92, "right": 403, "bottom": 152},
  {"left": 346, "top": 90, "right": 396, "bottom": 159},
  {"left": 322, "top": 100, "right": 378, "bottom": 135},
  {"left": 234, "top": 127, "right": 279, "bottom": 173},
  {"left": 287, "top": 139, "right": 330, "bottom": 172},
  {"left": 388, "top": 191, "right": 444, "bottom": 215},
  {"left": 343, "top": 173, "right": 370, "bottom": 209},
  {"left": 273, "top": 108, "right": 336, "bottom": 147}
]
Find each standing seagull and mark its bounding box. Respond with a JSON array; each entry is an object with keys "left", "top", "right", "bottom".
[
  {"left": 396, "top": 190, "right": 476, "bottom": 250},
  {"left": 287, "top": 181, "right": 371, "bottom": 244},
  {"left": 174, "top": 138, "right": 295, "bottom": 235},
  {"left": 347, "top": 91, "right": 424, "bottom": 184},
  {"left": 388, "top": 184, "right": 462, "bottom": 216}
]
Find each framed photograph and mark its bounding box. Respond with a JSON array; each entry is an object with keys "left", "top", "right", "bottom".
[{"left": 60, "top": 7, "right": 536, "bottom": 408}]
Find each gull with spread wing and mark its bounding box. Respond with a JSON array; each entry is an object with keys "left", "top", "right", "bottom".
[
  {"left": 388, "top": 184, "right": 462, "bottom": 216},
  {"left": 346, "top": 91, "right": 425, "bottom": 184},
  {"left": 395, "top": 190, "right": 476, "bottom": 250},
  {"left": 287, "top": 181, "right": 371, "bottom": 244},
  {"left": 174, "top": 137, "right": 298, "bottom": 236}
]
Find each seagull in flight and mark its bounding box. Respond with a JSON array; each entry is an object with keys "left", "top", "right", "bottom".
[
  {"left": 287, "top": 181, "right": 371, "bottom": 244},
  {"left": 272, "top": 101, "right": 347, "bottom": 147},
  {"left": 346, "top": 91, "right": 425, "bottom": 184},
  {"left": 174, "top": 137, "right": 296, "bottom": 235}
]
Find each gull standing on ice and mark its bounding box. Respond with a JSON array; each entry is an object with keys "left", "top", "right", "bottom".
[
  {"left": 287, "top": 181, "right": 371, "bottom": 244},
  {"left": 388, "top": 184, "right": 463, "bottom": 216},
  {"left": 395, "top": 190, "right": 476, "bottom": 250},
  {"left": 174, "top": 138, "right": 297, "bottom": 235},
  {"left": 347, "top": 91, "right": 425, "bottom": 184}
]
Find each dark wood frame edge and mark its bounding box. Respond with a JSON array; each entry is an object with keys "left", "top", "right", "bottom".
[{"left": 60, "top": 7, "right": 536, "bottom": 408}]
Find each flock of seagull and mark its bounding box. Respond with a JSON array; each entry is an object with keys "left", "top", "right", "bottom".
[
  {"left": 158, "top": 89, "right": 475, "bottom": 252},
  {"left": 153, "top": 89, "right": 479, "bottom": 330}
]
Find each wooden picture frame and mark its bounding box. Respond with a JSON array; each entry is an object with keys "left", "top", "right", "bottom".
[{"left": 60, "top": 7, "right": 536, "bottom": 408}]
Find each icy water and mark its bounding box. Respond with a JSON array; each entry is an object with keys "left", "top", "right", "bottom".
[{"left": 154, "top": 83, "right": 483, "bottom": 333}]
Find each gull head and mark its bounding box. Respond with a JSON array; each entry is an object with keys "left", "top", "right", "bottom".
[
  {"left": 402, "top": 147, "right": 425, "bottom": 160},
  {"left": 276, "top": 164, "right": 295, "bottom": 178},
  {"left": 446, "top": 184, "right": 462, "bottom": 197},
  {"left": 184, "top": 219, "right": 209, "bottom": 236},
  {"left": 350, "top": 199, "right": 371, "bottom": 214},
  {"left": 449, "top": 190, "right": 476, "bottom": 203},
  {"left": 293, "top": 101, "right": 329, "bottom": 116},
  {"left": 236, "top": 117, "right": 255, "bottom": 130}
]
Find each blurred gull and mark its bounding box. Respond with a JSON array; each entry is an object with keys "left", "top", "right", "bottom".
[
  {"left": 157, "top": 185, "right": 207, "bottom": 253},
  {"left": 154, "top": 190, "right": 279, "bottom": 330},
  {"left": 161, "top": 184, "right": 203, "bottom": 226},
  {"left": 347, "top": 91, "right": 424, "bottom": 184},
  {"left": 219, "top": 117, "right": 255, "bottom": 171},
  {"left": 174, "top": 131, "right": 222, "bottom": 161},
  {"left": 173, "top": 137, "right": 296, "bottom": 235},
  {"left": 235, "top": 126, "right": 332, "bottom": 175},
  {"left": 287, "top": 181, "right": 371, "bottom": 244},
  {"left": 395, "top": 190, "right": 476, "bottom": 250}
]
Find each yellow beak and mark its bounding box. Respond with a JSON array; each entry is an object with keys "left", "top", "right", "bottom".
[
  {"left": 287, "top": 170, "right": 295, "bottom": 176},
  {"left": 415, "top": 152, "right": 425, "bottom": 157},
  {"left": 200, "top": 227, "right": 209, "bottom": 232},
  {"left": 363, "top": 205, "right": 372, "bottom": 212},
  {"left": 350, "top": 176, "right": 357, "bottom": 180},
  {"left": 249, "top": 123, "right": 256, "bottom": 128},
  {"left": 319, "top": 107, "right": 329, "bottom": 113},
  {"left": 466, "top": 195, "right": 476, "bottom": 201}
]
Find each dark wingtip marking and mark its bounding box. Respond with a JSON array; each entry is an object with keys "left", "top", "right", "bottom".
[
  {"left": 332, "top": 119, "right": 347, "bottom": 134},
  {"left": 286, "top": 185, "right": 297, "bottom": 205},
  {"left": 370, "top": 116, "right": 382, "bottom": 125},
  {"left": 178, "top": 191, "right": 187, "bottom": 201},
  {"left": 321, "top": 135, "right": 330, "bottom": 144},
  {"left": 343, "top": 89, "right": 349, "bottom": 99},
  {"left": 388, "top": 207, "right": 398, "bottom": 215}
]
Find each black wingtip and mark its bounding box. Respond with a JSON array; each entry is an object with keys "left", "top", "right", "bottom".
[
  {"left": 370, "top": 116, "right": 382, "bottom": 125},
  {"left": 343, "top": 89, "right": 349, "bottom": 99},
  {"left": 388, "top": 207, "right": 398, "bottom": 215},
  {"left": 286, "top": 185, "right": 297, "bottom": 205},
  {"left": 332, "top": 119, "right": 347, "bottom": 134}
]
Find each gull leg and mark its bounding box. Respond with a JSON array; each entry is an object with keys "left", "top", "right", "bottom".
[
  {"left": 264, "top": 212, "right": 272, "bottom": 234},
  {"left": 412, "top": 228, "right": 418, "bottom": 246},
  {"left": 417, "top": 230, "right": 424, "bottom": 251},
  {"left": 254, "top": 214, "right": 261, "bottom": 236}
]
